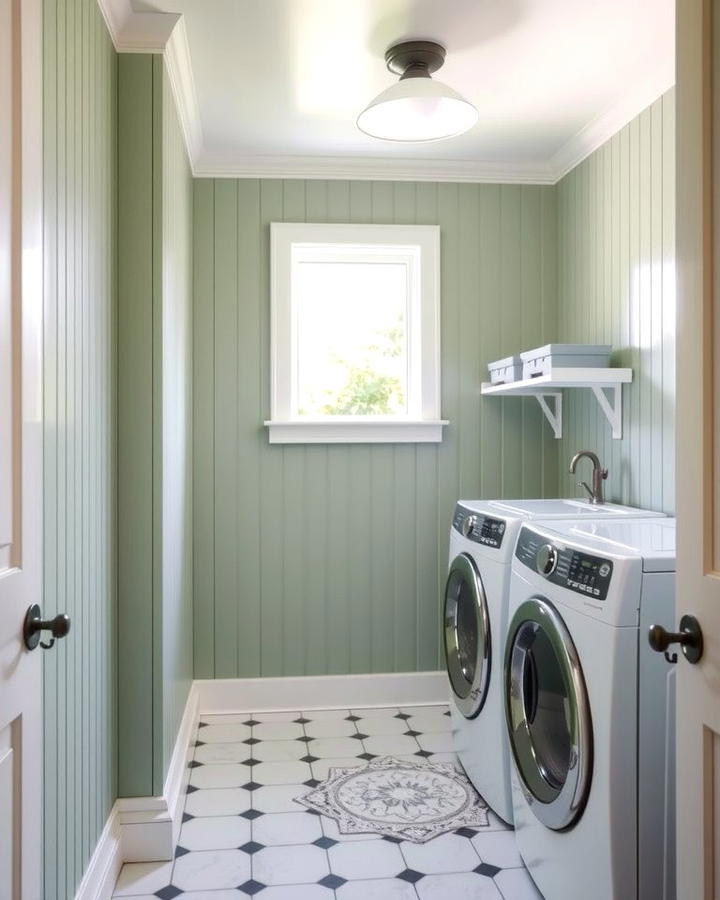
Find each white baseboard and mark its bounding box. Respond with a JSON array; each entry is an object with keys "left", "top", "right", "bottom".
[
  {"left": 74, "top": 804, "right": 123, "bottom": 900},
  {"left": 194, "top": 670, "right": 448, "bottom": 714},
  {"left": 116, "top": 683, "right": 199, "bottom": 862},
  {"left": 165, "top": 682, "right": 199, "bottom": 847}
]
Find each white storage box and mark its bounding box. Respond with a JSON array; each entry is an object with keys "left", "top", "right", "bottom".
[
  {"left": 487, "top": 355, "right": 523, "bottom": 385},
  {"left": 520, "top": 343, "right": 611, "bottom": 379}
]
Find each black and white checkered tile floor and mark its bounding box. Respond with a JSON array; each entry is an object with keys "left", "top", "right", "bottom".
[{"left": 112, "top": 705, "right": 541, "bottom": 899}]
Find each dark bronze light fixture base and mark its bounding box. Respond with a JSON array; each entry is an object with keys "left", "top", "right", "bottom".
[{"left": 385, "top": 40, "right": 446, "bottom": 79}]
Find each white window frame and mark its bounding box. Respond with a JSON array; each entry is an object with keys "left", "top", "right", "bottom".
[{"left": 266, "top": 222, "right": 447, "bottom": 444}]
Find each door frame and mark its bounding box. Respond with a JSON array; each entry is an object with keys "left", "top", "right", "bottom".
[{"left": 0, "top": 0, "right": 44, "bottom": 896}]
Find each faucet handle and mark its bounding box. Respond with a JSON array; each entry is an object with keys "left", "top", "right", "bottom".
[
  {"left": 578, "top": 481, "right": 594, "bottom": 500},
  {"left": 600, "top": 468, "right": 608, "bottom": 480}
]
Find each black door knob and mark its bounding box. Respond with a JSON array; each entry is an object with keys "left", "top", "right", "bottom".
[
  {"left": 23, "top": 604, "right": 71, "bottom": 651},
  {"left": 648, "top": 614, "right": 703, "bottom": 664}
]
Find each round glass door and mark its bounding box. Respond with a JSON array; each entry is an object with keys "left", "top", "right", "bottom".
[
  {"left": 504, "top": 598, "right": 592, "bottom": 830},
  {"left": 444, "top": 553, "right": 491, "bottom": 718}
]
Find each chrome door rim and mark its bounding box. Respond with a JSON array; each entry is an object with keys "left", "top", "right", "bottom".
[
  {"left": 504, "top": 597, "right": 592, "bottom": 830},
  {"left": 444, "top": 553, "right": 491, "bottom": 718}
]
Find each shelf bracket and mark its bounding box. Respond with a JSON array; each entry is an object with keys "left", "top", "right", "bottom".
[
  {"left": 535, "top": 393, "right": 563, "bottom": 439},
  {"left": 591, "top": 385, "right": 623, "bottom": 439}
]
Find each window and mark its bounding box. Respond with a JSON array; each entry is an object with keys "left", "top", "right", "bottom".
[{"left": 266, "top": 223, "right": 446, "bottom": 443}]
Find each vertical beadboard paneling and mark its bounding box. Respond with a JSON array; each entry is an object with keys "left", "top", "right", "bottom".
[
  {"left": 42, "top": 1, "right": 117, "bottom": 897},
  {"left": 192, "top": 178, "right": 216, "bottom": 677},
  {"left": 161, "top": 61, "right": 194, "bottom": 778},
  {"left": 557, "top": 91, "right": 675, "bottom": 513},
  {"left": 117, "top": 55, "right": 193, "bottom": 796},
  {"left": 117, "top": 52, "right": 155, "bottom": 797},
  {"left": 193, "top": 179, "right": 559, "bottom": 677}
]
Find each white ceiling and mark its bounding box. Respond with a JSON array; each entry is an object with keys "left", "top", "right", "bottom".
[{"left": 127, "top": 0, "right": 675, "bottom": 181}]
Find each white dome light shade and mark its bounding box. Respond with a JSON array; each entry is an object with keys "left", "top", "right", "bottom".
[{"left": 357, "top": 77, "right": 478, "bottom": 142}]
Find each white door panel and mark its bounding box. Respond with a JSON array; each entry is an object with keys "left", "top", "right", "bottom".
[
  {"left": 0, "top": 0, "right": 44, "bottom": 897},
  {"left": 676, "top": 0, "right": 720, "bottom": 894}
]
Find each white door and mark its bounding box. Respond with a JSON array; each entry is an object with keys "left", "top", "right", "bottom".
[
  {"left": 0, "top": 0, "right": 44, "bottom": 897},
  {"left": 675, "top": 0, "right": 720, "bottom": 895}
]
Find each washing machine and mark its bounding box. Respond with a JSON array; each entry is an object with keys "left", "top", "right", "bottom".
[
  {"left": 444, "top": 499, "right": 664, "bottom": 825},
  {"left": 504, "top": 518, "right": 676, "bottom": 900}
]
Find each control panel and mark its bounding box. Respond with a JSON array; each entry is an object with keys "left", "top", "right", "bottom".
[
  {"left": 452, "top": 505, "right": 506, "bottom": 548},
  {"left": 515, "top": 526, "right": 613, "bottom": 601}
]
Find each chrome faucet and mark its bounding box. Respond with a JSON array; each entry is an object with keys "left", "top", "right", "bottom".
[{"left": 569, "top": 450, "right": 608, "bottom": 505}]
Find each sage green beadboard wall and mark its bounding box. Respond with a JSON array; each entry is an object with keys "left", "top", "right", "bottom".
[
  {"left": 42, "top": 0, "right": 117, "bottom": 897},
  {"left": 160, "top": 62, "right": 194, "bottom": 778},
  {"left": 556, "top": 91, "right": 675, "bottom": 513},
  {"left": 193, "top": 180, "right": 559, "bottom": 678},
  {"left": 117, "top": 54, "right": 193, "bottom": 796}
]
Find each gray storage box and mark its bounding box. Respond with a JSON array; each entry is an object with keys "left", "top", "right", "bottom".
[
  {"left": 488, "top": 354, "right": 523, "bottom": 384},
  {"left": 520, "top": 343, "right": 611, "bottom": 379}
]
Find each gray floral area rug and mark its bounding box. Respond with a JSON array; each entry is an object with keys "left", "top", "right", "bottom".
[{"left": 298, "top": 755, "right": 489, "bottom": 843}]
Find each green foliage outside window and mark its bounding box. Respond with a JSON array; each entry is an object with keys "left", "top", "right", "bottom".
[{"left": 321, "top": 319, "right": 405, "bottom": 416}]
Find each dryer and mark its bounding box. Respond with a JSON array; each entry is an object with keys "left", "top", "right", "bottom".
[
  {"left": 444, "top": 499, "right": 664, "bottom": 825},
  {"left": 504, "top": 518, "right": 676, "bottom": 900}
]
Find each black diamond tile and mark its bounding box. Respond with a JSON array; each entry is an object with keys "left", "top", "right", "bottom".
[
  {"left": 404, "top": 730, "right": 421, "bottom": 737},
  {"left": 303, "top": 778, "right": 320, "bottom": 788},
  {"left": 243, "top": 737, "right": 260, "bottom": 745},
  {"left": 397, "top": 869, "right": 424, "bottom": 884},
  {"left": 240, "top": 808, "right": 264, "bottom": 820},
  {"left": 238, "top": 879, "right": 266, "bottom": 896},
  {"left": 244, "top": 719, "right": 260, "bottom": 727},
  {"left": 394, "top": 713, "right": 411, "bottom": 720},
  {"left": 181, "top": 812, "right": 194, "bottom": 823},
  {"left": 241, "top": 781, "right": 262, "bottom": 791},
  {"left": 357, "top": 753, "right": 376, "bottom": 761},
  {"left": 297, "top": 735, "right": 312, "bottom": 743},
  {"left": 475, "top": 863, "right": 501, "bottom": 878},
  {"left": 188, "top": 760, "right": 203, "bottom": 768},
  {"left": 194, "top": 740, "right": 205, "bottom": 747},
  {"left": 300, "top": 755, "right": 319, "bottom": 763},
  {"left": 318, "top": 874, "right": 347, "bottom": 889},
  {"left": 414, "top": 750, "right": 432, "bottom": 758},
  {"left": 350, "top": 733, "right": 368, "bottom": 740},
  {"left": 444, "top": 709, "right": 451, "bottom": 716},
  {"left": 185, "top": 784, "right": 198, "bottom": 794},
  {"left": 155, "top": 887, "right": 182, "bottom": 900},
  {"left": 175, "top": 845, "right": 190, "bottom": 858},
  {"left": 345, "top": 715, "right": 361, "bottom": 722},
  {"left": 242, "top": 758, "right": 257, "bottom": 767},
  {"left": 382, "top": 835, "right": 403, "bottom": 844},
  {"left": 197, "top": 721, "right": 208, "bottom": 728},
  {"left": 305, "top": 807, "right": 321, "bottom": 816},
  {"left": 294, "top": 717, "right": 310, "bottom": 724},
  {"left": 455, "top": 826, "right": 478, "bottom": 838},
  {"left": 239, "top": 840, "right": 265, "bottom": 855},
  {"left": 313, "top": 836, "right": 338, "bottom": 849}
]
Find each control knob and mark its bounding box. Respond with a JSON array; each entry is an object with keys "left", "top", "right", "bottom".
[
  {"left": 462, "top": 515, "right": 477, "bottom": 537},
  {"left": 536, "top": 543, "right": 558, "bottom": 577}
]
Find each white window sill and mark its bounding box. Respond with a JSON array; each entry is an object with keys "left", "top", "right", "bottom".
[{"left": 264, "top": 419, "right": 449, "bottom": 444}]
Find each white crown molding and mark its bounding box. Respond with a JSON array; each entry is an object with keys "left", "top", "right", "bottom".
[
  {"left": 96, "top": 0, "right": 672, "bottom": 185},
  {"left": 549, "top": 76, "right": 676, "bottom": 182},
  {"left": 96, "top": 0, "right": 176, "bottom": 51},
  {"left": 192, "top": 153, "right": 558, "bottom": 184},
  {"left": 164, "top": 17, "right": 203, "bottom": 165},
  {"left": 96, "top": 0, "right": 203, "bottom": 167}
]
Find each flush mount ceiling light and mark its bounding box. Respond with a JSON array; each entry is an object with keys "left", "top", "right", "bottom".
[{"left": 357, "top": 40, "right": 478, "bottom": 142}]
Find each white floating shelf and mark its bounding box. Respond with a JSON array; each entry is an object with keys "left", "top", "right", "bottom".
[{"left": 481, "top": 367, "right": 633, "bottom": 439}]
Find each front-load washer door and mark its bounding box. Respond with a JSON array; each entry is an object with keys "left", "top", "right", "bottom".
[
  {"left": 444, "top": 553, "right": 491, "bottom": 718},
  {"left": 504, "top": 597, "right": 593, "bottom": 830}
]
